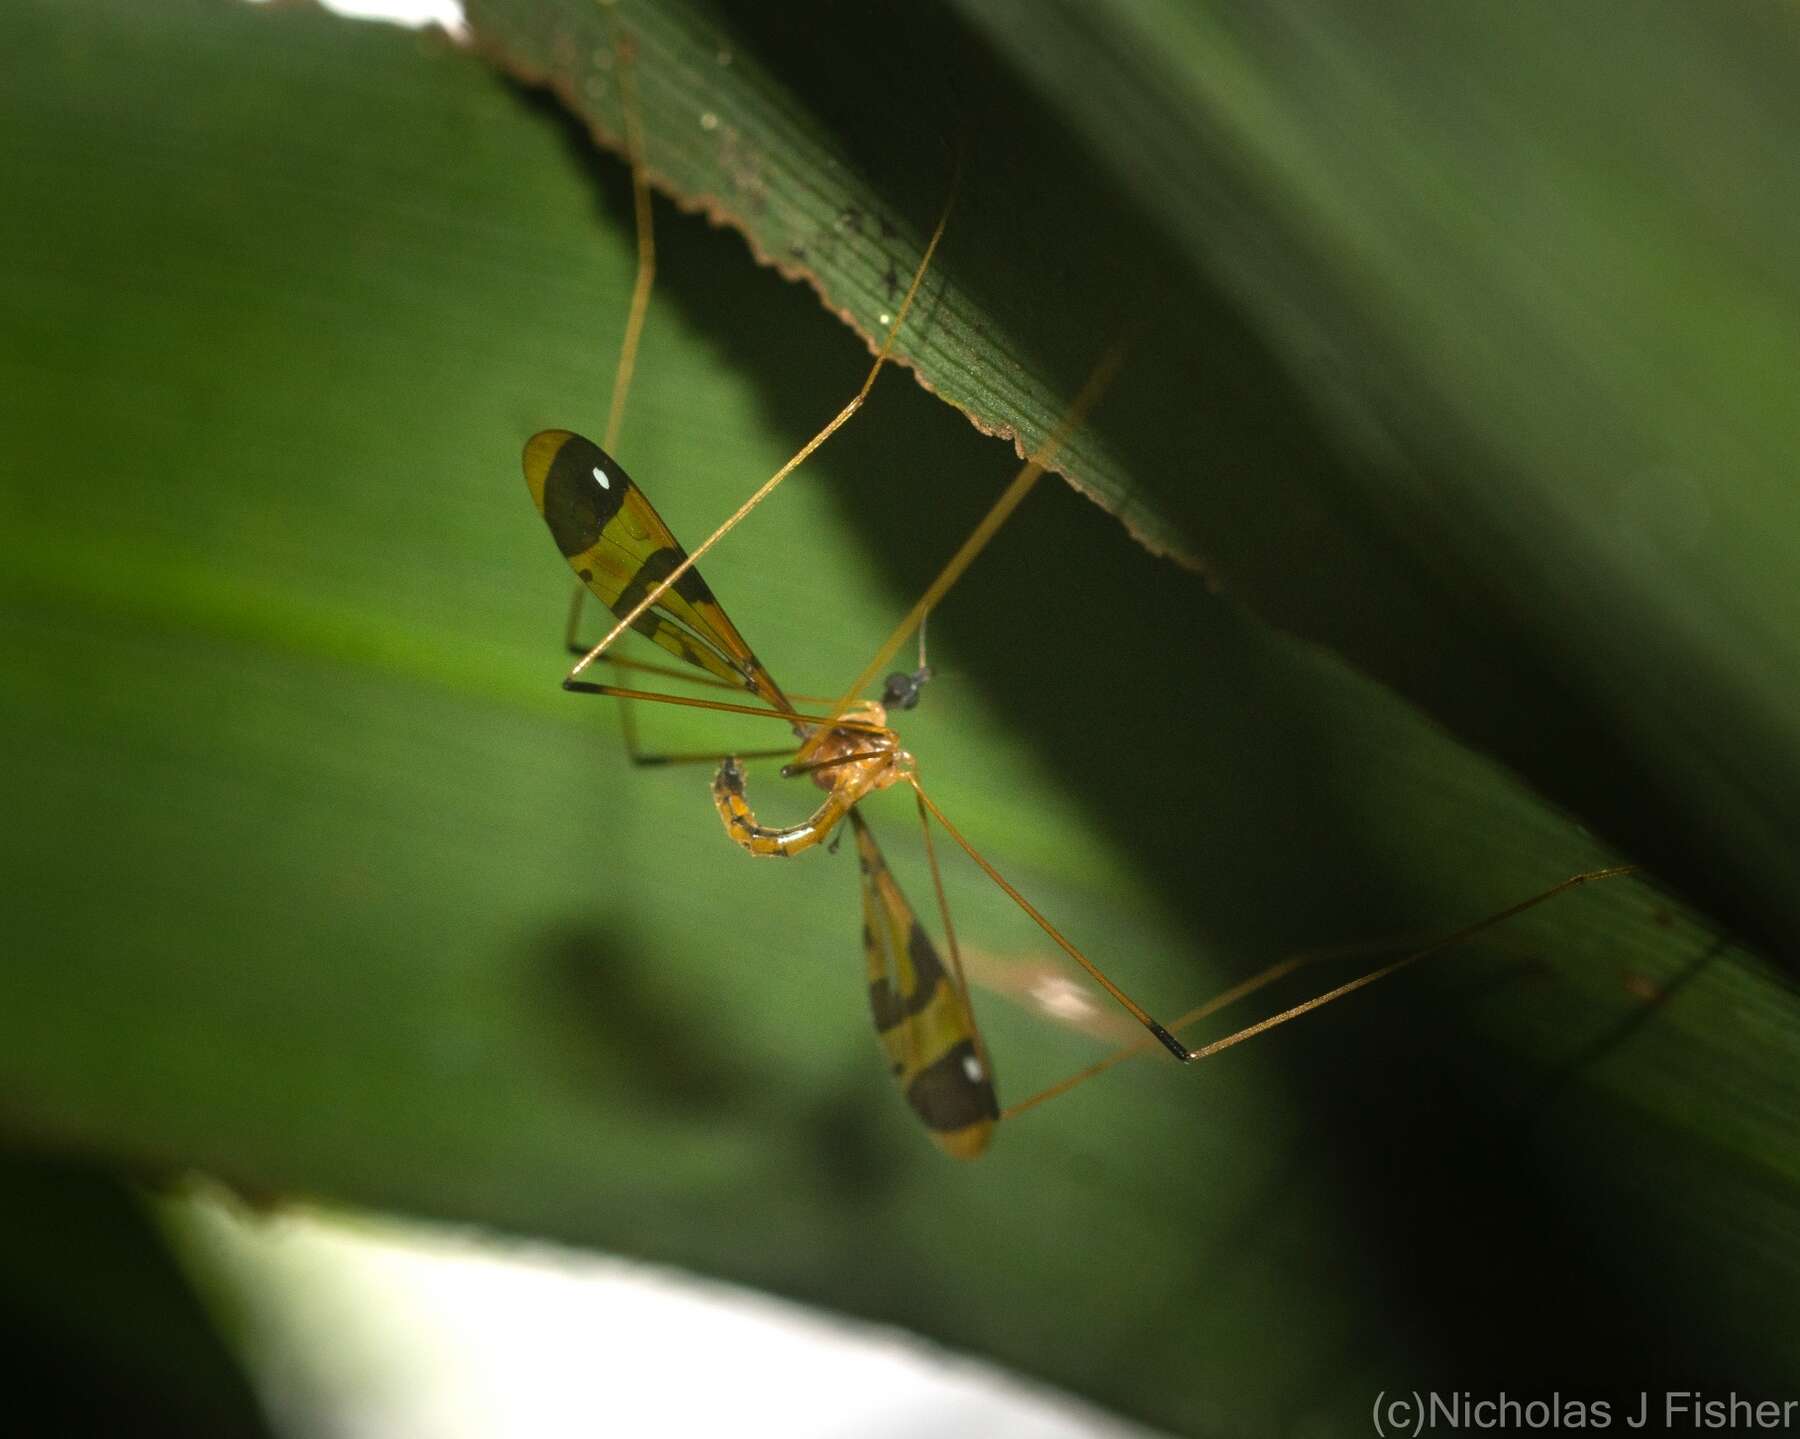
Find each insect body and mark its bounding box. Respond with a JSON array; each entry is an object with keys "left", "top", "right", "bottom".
[
  {"left": 523, "top": 426, "right": 999, "bottom": 1156},
  {"left": 712, "top": 699, "right": 909, "bottom": 859},
  {"left": 524, "top": 388, "right": 1644, "bottom": 1158},
  {"left": 522, "top": 31, "right": 1640, "bottom": 1159}
]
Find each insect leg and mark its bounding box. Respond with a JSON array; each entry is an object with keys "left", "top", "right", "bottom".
[
  {"left": 913, "top": 784, "right": 994, "bottom": 1090},
  {"left": 565, "top": 598, "right": 782, "bottom": 765},
  {"left": 1001, "top": 864, "right": 1643, "bottom": 1119},
  {"left": 601, "top": 29, "right": 655, "bottom": 459},
  {"left": 566, "top": 166, "right": 960, "bottom": 683},
  {"left": 622, "top": 741, "right": 797, "bottom": 770},
  {"left": 796, "top": 340, "right": 1128, "bottom": 767},
  {"left": 904, "top": 775, "right": 1192, "bottom": 1061},
  {"left": 607, "top": 669, "right": 792, "bottom": 768},
  {"left": 779, "top": 748, "right": 889, "bottom": 780},
  {"left": 562, "top": 681, "right": 887, "bottom": 735},
  {"left": 566, "top": 26, "right": 657, "bottom": 666}
]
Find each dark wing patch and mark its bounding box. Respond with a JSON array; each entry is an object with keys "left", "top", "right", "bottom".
[
  {"left": 524, "top": 430, "right": 791, "bottom": 713},
  {"left": 852, "top": 811, "right": 996, "bottom": 1159}
]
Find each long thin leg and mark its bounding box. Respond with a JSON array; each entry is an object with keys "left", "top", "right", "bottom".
[
  {"left": 568, "top": 678, "right": 821, "bottom": 769},
  {"left": 626, "top": 744, "right": 797, "bottom": 769},
  {"left": 566, "top": 159, "right": 962, "bottom": 687},
  {"left": 569, "top": 585, "right": 721, "bottom": 764},
  {"left": 602, "top": 31, "right": 655, "bottom": 459},
  {"left": 1002, "top": 863, "right": 1643, "bottom": 1119},
  {"left": 908, "top": 772, "right": 1643, "bottom": 1075},
  {"left": 794, "top": 339, "right": 1129, "bottom": 768},
  {"left": 607, "top": 664, "right": 798, "bottom": 766},
  {"left": 564, "top": 639, "right": 840, "bottom": 707},
  {"left": 563, "top": 680, "right": 891, "bottom": 737},
  {"left": 1000, "top": 936, "right": 1441, "bottom": 1120},
  {"left": 564, "top": 24, "right": 657, "bottom": 754},
  {"left": 1181, "top": 865, "right": 1641, "bottom": 1060},
  {"left": 915, "top": 786, "right": 994, "bottom": 1083},
  {"left": 600, "top": 671, "right": 793, "bottom": 767},
  {"left": 565, "top": 579, "right": 658, "bottom": 761},
  {"left": 567, "top": 28, "right": 659, "bottom": 660},
  {"left": 905, "top": 775, "right": 1191, "bottom": 1061},
  {"left": 779, "top": 748, "right": 889, "bottom": 780},
  {"left": 556, "top": 651, "right": 830, "bottom": 765},
  {"left": 565, "top": 645, "right": 742, "bottom": 692}
]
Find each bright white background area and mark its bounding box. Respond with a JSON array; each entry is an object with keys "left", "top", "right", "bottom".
[
  {"left": 249, "top": 0, "right": 468, "bottom": 33},
  {"left": 209, "top": 6, "right": 1158, "bottom": 1436},
  {"left": 174, "top": 1195, "right": 1158, "bottom": 1439}
]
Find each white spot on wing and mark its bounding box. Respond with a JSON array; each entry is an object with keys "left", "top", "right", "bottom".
[
  {"left": 592, "top": 465, "right": 611, "bottom": 490},
  {"left": 961, "top": 1054, "right": 985, "bottom": 1084}
]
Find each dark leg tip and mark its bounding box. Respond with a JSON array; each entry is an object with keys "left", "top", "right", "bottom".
[{"left": 1151, "top": 1022, "right": 1192, "bottom": 1063}]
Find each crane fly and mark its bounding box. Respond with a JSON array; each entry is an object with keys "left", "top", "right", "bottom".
[
  {"left": 520, "top": 32, "right": 1639, "bottom": 1158},
  {"left": 521, "top": 416, "right": 1636, "bottom": 1157},
  {"left": 523, "top": 424, "right": 998, "bottom": 1154}
]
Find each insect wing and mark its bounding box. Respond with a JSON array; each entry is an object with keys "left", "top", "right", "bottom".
[
  {"left": 523, "top": 429, "right": 791, "bottom": 712},
  {"left": 852, "top": 812, "right": 996, "bottom": 1159}
]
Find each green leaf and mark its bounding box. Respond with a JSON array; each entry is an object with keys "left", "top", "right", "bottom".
[
  {"left": 469, "top": 0, "right": 1800, "bottom": 981},
  {"left": 2, "top": 2, "right": 1797, "bottom": 1434}
]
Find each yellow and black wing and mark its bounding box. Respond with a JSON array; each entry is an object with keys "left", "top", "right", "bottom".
[
  {"left": 851, "top": 810, "right": 997, "bottom": 1159},
  {"left": 523, "top": 429, "right": 791, "bottom": 713}
]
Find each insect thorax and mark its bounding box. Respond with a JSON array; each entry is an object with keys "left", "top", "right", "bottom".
[{"left": 804, "top": 700, "right": 908, "bottom": 798}]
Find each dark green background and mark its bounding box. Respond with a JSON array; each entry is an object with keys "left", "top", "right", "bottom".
[{"left": 1, "top": 2, "right": 1796, "bottom": 1434}]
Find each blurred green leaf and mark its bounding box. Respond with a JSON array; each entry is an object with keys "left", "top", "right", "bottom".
[{"left": 2, "top": 1, "right": 1798, "bottom": 1434}]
